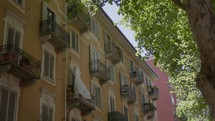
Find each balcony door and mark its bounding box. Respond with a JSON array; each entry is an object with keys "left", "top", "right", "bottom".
[
  {"left": 6, "top": 25, "right": 20, "bottom": 47},
  {"left": 47, "top": 8, "right": 55, "bottom": 31}
]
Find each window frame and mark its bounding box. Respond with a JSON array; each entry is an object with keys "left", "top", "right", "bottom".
[
  {"left": 41, "top": 44, "right": 56, "bottom": 85},
  {"left": 40, "top": 89, "right": 56, "bottom": 121},
  {"left": 41, "top": 104, "right": 54, "bottom": 121},
  {"left": 0, "top": 86, "right": 18, "bottom": 121},
  {"left": 70, "top": 29, "right": 79, "bottom": 53},
  {"left": 92, "top": 84, "right": 101, "bottom": 108},
  {"left": 3, "top": 10, "right": 25, "bottom": 49},
  {"left": 109, "top": 95, "right": 115, "bottom": 112},
  {"left": 90, "top": 18, "right": 99, "bottom": 38}
]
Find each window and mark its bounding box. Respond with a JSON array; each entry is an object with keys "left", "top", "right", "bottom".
[
  {"left": 142, "top": 94, "right": 145, "bottom": 112},
  {"left": 109, "top": 96, "right": 115, "bottom": 112},
  {"left": 120, "top": 73, "right": 128, "bottom": 86},
  {"left": 130, "top": 60, "right": 134, "bottom": 72},
  {"left": 41, "top": 105, "right": 53, "bottom": 121},
  {"left": 104, "top": 33, "right": 111, "bottom": 52},
  {"left": 0, "top": 87, "right": 17, "bottom": 121},
  {"left": 6, "top": 24, "right": 21, "bottom": 47},
  {"left": 135, "top": 114, "right": 139, "bottom": 121},
  {"left": 71, "top": 30, "right": 79, "bottom": 52},
  {"left": 91, "top": 19, "right": 99, "bottom": 38},
  {"left": 140, "top": 70, "right": 144, "bottom": 82},
  {"left": 40, "top": 89, "right": 55, "bottom": 121},
  {"left": 43, "top": 50, "right": 55, "bottom": 82},
  {"left": 47, "top": 8, "right": 55, "bottom": 21},
  {"left": 123, "top": 106, "right": 128, "bottom": 118},
  {"left": 4, "top": 10, "right": 24, "bottom": 47},
  {"left": 92, "top": 84, "right": 101, "bottom": 108},
  {"left": 11, "top": 0, "right": 24, "bottom": 6},
  {"left": 107, "top": 64, "right": 114, "bottom": 82},
  {"left": 90, "top": 46, "right": 99, "bottom": 71}
]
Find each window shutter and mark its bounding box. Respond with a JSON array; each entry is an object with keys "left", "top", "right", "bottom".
[
  {"left": 44, "top": 51, "right": 49, "bottom": 77},
  {"left": 7, "top": 92, "right": 16, "bottom": 121},
  {"left": 110, "top": 97, "right": 115, "bottom": 112},
  {"left": 71, "top": 31, "right": 76, "bottom": 49},
  {"left": 0, "top": 88, "right": 9, "bottom": 121},
  {"left": 124, "top": 106, "right": 128, "bottom": 118},
  {"left": 49, "top": 55, "right": 54, "bottom": 80},
  {"left": 48, "top": 108, "right": 53, "bottom": 121},
  {"left": 15, "top": 31, "right": 21, "bottom": 48},
  {"left": 130, "top": 60, "right": 134, "bottom": 72},
  {"left": 75, "top": 34, "right": 78, "bottom": 51},
  {"left": 42, "top": 105, "right": 48, "bottom": 120},
  {"left": 7, "top": 26, "right": 14, "bottom": 44},
  {"left": 110, "top": 66, "right": 114, "bottom": 82}
]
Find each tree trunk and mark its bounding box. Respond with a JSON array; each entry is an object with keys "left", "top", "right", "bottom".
[{"left": 185, "top": 0, "right": 215, "bottom": 119}]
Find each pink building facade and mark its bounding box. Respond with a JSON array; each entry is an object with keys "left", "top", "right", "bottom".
[{"left": 146, "top": 58, "right": 178, "bottom": 121}]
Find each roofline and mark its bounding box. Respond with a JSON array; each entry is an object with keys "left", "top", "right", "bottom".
[
  {"left": 100, "top": 9, "right": 158, "bottom": 80},
  {"left": 143, "top": 60, "right": 159, "bottom": 80},
  {"left": 100, "top": 9, "right": 137, "bottom": 52}
]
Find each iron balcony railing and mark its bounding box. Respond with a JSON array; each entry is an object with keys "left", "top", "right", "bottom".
[
  {"left": 67, "top": 92, "right": 95, "bottom": 114},
  {"left": 130, "top": 68, "right": 144, "bottom": 85},
  {"left": 89, "top": 59, "right": 110, "bottom": 84},
  {"left": 67, "top": 5, "right": 91, "bottom": 33},
  {"left": 0, "top": 44, "right": 41, "bottom": 84},
  {"left": 147, "top": 110, "right": 155, "bottom": 120},
  {"left": 104, "top": 41, "right": 122, "bottom": 64},
  {"left": 148, "top": 86, "right": 159, "bottom": 101},
  {"left": 127, "top": 87, "right": 136, "bottom": 105},
  {"left": 143, "top": 103, "right": 156, "bottom": 114},
  {"left": 40, "top": 19, "right": 70, "bottom": 49},
  {"left": 108, "top": 111, "right": 128, "bottom": 121}
]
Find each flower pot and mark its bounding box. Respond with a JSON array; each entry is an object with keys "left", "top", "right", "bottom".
[
  {"left": 3, "top": 53, "right": 15, "bottom": 62},
  {"left": 20, "top": 59, "right": 30, "bottom": 70}
]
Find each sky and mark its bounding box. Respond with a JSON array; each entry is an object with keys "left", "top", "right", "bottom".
[{"left": 103, "top": 4, "right": 137, "bottom": 47}]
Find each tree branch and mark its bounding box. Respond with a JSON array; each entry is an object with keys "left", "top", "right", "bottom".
[{"left": 172, "top": 0, "right": 186, "bottom": 10}]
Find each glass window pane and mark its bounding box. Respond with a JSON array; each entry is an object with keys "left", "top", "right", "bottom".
[
  {"left": 15, "top": 31, "right": 21, "bottom": 48},
  {"left": 7, "top": 92, "right": 16, "bottom": 121},
  {"left": 50, "top": 55, "right": 54, "bottom": 80},
  {"left": 48, "top": 108, "right": 53, "bottom": 121},
  {"left": 7, "top": 26, "right": 15, "bottom": 44},
  {"left": 44, "top": 51, "right": 49, "bottom": 77},
  {"left": 0, "top": 88, "right": 9, "bottom": 121}
]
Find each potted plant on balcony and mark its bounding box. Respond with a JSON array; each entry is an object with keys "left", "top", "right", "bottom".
[
  {"left": 2, "top": 45, "right": 16, "bottom": 62},
  {"left": 20, "top": 54, "right": 30, "bottom": 70}
]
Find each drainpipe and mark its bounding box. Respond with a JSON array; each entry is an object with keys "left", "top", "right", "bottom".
[{"left": 64, "top": 48, "right": 68, "bottom": 121}]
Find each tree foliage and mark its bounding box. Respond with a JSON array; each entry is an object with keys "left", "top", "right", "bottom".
[
  {"left": 115, "top": 1, "right": 210, "bottom": 120},
  {"left": 66, "top": 0, "right": 212, "bottom": 120}
]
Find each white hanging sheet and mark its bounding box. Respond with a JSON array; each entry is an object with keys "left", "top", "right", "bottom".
[{"left": 70, "top": 65, "right": 91, "bottom": 99}]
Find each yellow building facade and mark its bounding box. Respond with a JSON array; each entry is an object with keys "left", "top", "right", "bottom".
[{"left": 0, "top": 0, "right": 159, "bottom": 121}]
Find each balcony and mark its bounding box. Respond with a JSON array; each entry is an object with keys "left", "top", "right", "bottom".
[
  {"left": 130, "top": 69, "right": 144, "bottom": 85},
  {"left": 104, "top": 41, "right": 122, "bottom": 64},
  {"left": 67, "top": 91, "right": 95, "bottom": 114},
  {"left": 0, "top": 44, "right": 41, "bottom": 85},
  {"left": 127, "top": 87, "right": 136, "bottom": 105},
  {"left": 143, "top": 103, "right": 156, "bottom": 114},
  {"left": 148, "top": 86, "right": 159, "bottom": 101},
  {"left": 108, "top": 111, "right": 128, "bottom": 121},
  {"left": 40, "top": 19, "right": 70, "bottom": 50},
  {"left": 120, "top": 84, "right": 129, "bottom": 97},
  {"left": 147, "top": 110, "right": 155, "bottom": 120},
  {"left": 89, "top": 59, "right": 110, "bottom": 84},
  {"left": 67, "top": 5, "right": 90, "bottom": 33}
]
